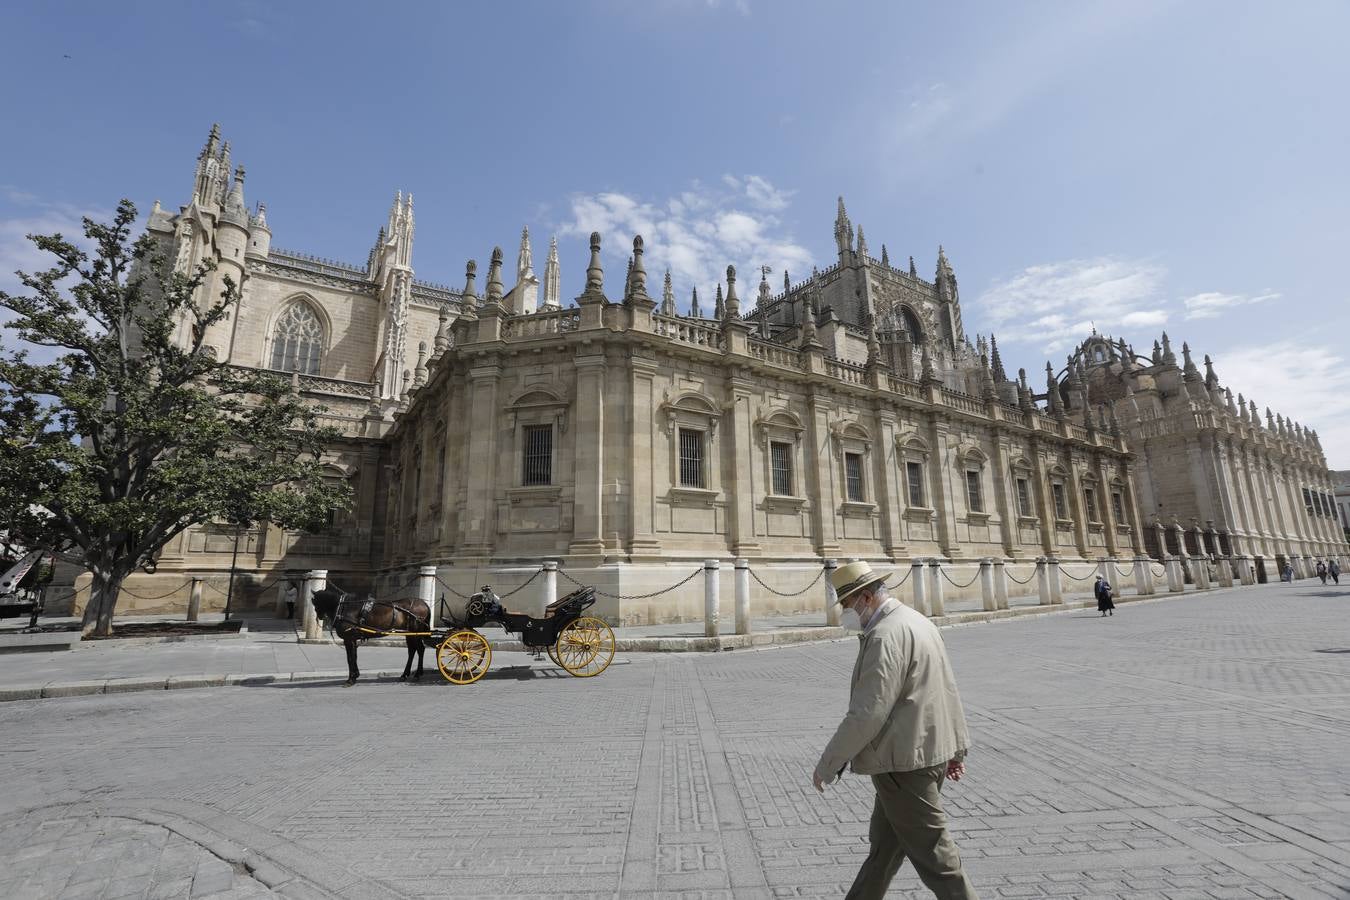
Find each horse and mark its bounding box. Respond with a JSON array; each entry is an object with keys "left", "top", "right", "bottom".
[{"left": 310, "top": 586, "right": 431, "bottom": 686}]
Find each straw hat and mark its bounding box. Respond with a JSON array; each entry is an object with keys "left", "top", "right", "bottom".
[{"left": 831, "top": 560, "right": 885, "bottom": 606}]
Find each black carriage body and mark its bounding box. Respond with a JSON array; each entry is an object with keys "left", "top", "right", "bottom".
[{"left": 451, "top": 586, "right": 596, "bottom": 648}]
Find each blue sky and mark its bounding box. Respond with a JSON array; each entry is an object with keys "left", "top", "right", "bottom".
[{"left": 3, "top": 1, "right": 1348, "bottom": 462}]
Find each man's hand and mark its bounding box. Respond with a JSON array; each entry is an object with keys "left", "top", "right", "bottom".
[{"left": 945, "top": 759, "right": 966, "bottom": 782}]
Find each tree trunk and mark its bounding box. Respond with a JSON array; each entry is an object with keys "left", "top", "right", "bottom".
[{"left": 80, "top": 568, "right": 126, "bottom": 638}]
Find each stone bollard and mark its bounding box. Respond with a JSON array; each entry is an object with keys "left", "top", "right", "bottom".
[
  {"left": 704, "top": 559, "right": 721, "bottom": 638},
  {"left": 824, "top": 559, "right": 839, "bottom": 626},
  {"left": 1234, "top": 555, "right": 1254, "bottom": 585},
  {"left": 928, "top": 559, "right": 946, "bottom": 617},
  {"left": 1133, "top": 557, "right": 1151, "bottom": 597},
  {"left": 187, "top": 577, "right": 202, "bottom": 622},
  {"left": 979, "top": 559, "right": 997, "bottom": 612},
  {"left": 1047, "top": 558, "right": 1063, "bottom": 605},
  {"left": 734, "top": 559, "right": 751, "bottom": 635},
  {"left": 911, "top": 559, "right": 929, "bottom": 615},
  {"left": 418, "top": 565, "right": 437, "bottom": 627},
  {"left": 541, "top": 561, "right": 558, "bottom": 618},
  {"left": 1216, "top": 558, "right": 1234, "bottom": 589},
  {"left": 993, "top": 560, "right": 1010, "bottom": 610},
  {"left": 1194, "top": 559, "right": 1211, "bottom": 591},
  {"left": 1036, "top": 558, "right": 1052, "bottom": 606},
  {"left": 302, "top": 569, "right": 327, "bottom": 640},
  {"left": 1166, "top": 557, "right": 1184, "bottom": 592}
]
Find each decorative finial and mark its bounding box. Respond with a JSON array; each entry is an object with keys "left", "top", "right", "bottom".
[
  {"left": 724, "top": 265, "right": 740, "bottom": 319},
  {"left": 662, "top": 269, "right": 675, "bottom": 316},
  {"left": 486, "top": 247, "right": 504, "bottom": 304},
  {"left": 629, "top": 235, "right": 649, "bottom": 302},
  {"left": 880, "top": 244, "right": 890, "bottom": 268},
  {"left": 690, "top": 285, "right": 701, "bottom": 318},
  {"left": 584, "top": 232, "right": 603, "bottom": 296},
  {"left": 908, "top": 255, "right": 916, "bottom": 277}
]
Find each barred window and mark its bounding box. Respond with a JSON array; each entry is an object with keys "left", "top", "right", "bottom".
[
  {"left": 906, "top": 461, "right": 924, "bottom": 507},
  {"left": 1015, "top": 477, "right": 1032, "bottom": 517},
  {"left": 1052, "top": 482, "right": 1068, "bottom": 520},
  {"left": 522, "top": 424, "right": 553, "bottom": 486},
  {"left": 1303, "top": 487, "right": 1314, "bottom": 514},
  {"left": 844, "top": 452, "right": 865, "bottom": 502},
  {"left": 770, "top": 441, "right": 793, "bottom": 496},
  {"left": 269, "top": 302, "right": 323, "bottom": 374},
  {"left": 679, "top": 428, "right": 705, "bottom": 488},
  {"left": 965, "top": 469, "right": 983, "bottom": 513},
  {"left": 1084, "top": 487, "right": 1098, "bottom": 522},
  {"left": 1111, "top": 490, "right": 1125, "bottom": 523}
]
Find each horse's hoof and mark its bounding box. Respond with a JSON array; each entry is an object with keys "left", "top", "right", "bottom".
[
  {"left": 343, "top": 681, "right": 354, "bottom": 688},
  {"left": 399, "top": 675, "right": 408, "bottom": 681}
]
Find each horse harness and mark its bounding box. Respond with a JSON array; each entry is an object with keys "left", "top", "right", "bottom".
[{"left": 329, "top": 589, "right": 432, "bottom": 638}]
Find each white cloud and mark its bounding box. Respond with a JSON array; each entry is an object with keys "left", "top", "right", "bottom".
[
  {"left": 1183, "top": 290, "right": 1280, "bottom": 320},
  {"left": 558, "top": 175, "right": 812, "bottom": 313},
  {"left": 1218, "top": 340, "right": 1350, "bottom": 468},
  {"left": 972, "top": 256, "right": 1169, "bottom": 355}
]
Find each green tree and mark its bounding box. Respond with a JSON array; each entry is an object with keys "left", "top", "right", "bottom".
[{"left": 0, "top": 200, "right": 350, "bottom": 636}]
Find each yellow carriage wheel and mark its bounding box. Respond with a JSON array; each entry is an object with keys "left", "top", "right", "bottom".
[
  {"left": 555, "top": 616, "right": 616, "bottom": 678},
  {"left": 545, "top": 643, "right": 561, "bottom": 667},
  {"left": 437, "top": 630, "right": 492, "bottom": 685}
]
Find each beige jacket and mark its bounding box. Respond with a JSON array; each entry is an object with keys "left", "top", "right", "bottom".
[{"left": 815, "top": 599, "right": 970, "bottom": 780}]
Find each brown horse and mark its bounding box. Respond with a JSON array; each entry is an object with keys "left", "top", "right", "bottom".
[{"left": 310, "top": 586, "right": 430, "bottom": 686}]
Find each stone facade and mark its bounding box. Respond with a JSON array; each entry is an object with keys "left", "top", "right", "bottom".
[{"left": 51, "top": 127, "right": 1346, "bottom": 620}]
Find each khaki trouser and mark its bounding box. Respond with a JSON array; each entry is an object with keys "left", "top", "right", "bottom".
[{"left": 844, "top": 764, "right": 978, "bottom": 900}]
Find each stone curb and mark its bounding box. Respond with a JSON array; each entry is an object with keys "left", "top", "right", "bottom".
[{"left": 0, "top": 585, "right": 1247, "bottom": 703}]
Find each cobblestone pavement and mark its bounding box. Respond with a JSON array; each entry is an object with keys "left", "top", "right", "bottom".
[{"left": 1, "top": 581, "right": 1347, "bottom": 899}]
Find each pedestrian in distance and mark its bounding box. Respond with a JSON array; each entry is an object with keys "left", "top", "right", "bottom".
[
  {"left": 813, "top": 560, "right": 978, "bottom": 900},
  {"left": 1316, "top": 560, "right": 1328, "bottom": 584},
  {"left": 284, "top": 582, "right": 298, "bottom": 620},
  {"left": 1330, "top": 559, "right": 1341, "bottom": 585},
  {"left": 1282, "top": 561, "right": 1294, "bottom": 583},
  {"left": 1094, "top": 575, "right": 1115, "bottom": 617}
]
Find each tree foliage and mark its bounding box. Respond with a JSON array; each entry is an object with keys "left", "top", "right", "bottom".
[{"left": 0, "top": 200, "right": 350, "bottom": 635}]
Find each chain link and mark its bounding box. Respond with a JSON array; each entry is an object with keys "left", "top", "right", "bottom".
[
  {"left": 884, "top": 566, "right": 912, "bottom": 589},
  {"left": 118, "top": 579, "right": 194, "bottom": 601},
  {"left": 1113, "top": 564, "right": 1135, "bottom": 579},
  {"left": 433, "top": 575, "right": 473, "bottom": 600},
  {"left": 747, "top": 567, "right": 824, "bottom": 597},
  {"left": 557, "top": 565, "right": 703, "bottom": 601},
  {"left": 1004, "top": 566, "right": 1038, "bottom": 585},
  {"left": 939, "top": 567, "right": 982, "bottom": 589},
  {"left": 498, "top": 568, "right": 542, "bottom": 598},
  {"left": 1059, "top": 566, "right": 1100, "bottom": 582}
]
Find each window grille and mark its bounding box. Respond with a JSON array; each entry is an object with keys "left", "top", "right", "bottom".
[
  {"left": 844, "top": 452, "right": 865, "bottom": 502},
  {"left": 679, "top": 428, "right": 705, "bottom": 488},
  {"left": 269, "top": 303, "right": 324, "bottom": 374},
  {"left": 522, "top": 424, "right": 553, "bottom": 486},
  {"left": 770, "top": 441, "right": 793, "bottom": 496},
  {"left": 906, "top": 462, "right": 924, "bottom": 507},
  {"left": 1016, "top": 477, "right": 1031, "bottom": 517},
  {"left": 1111, "top": 490, "right": 1125, "bottom": 523},
  {"left": 965, "top": 470, "right": 983, "bottom": 512},
  {"left": 1084, "top": 487, "right": 1098, "bottom": 522},
  {"left": 1052, "top": 482, "right": 1068, "bottom": 520},
  {"left": 1303, "top": 487, "right": 1313, "bottom": 514}
]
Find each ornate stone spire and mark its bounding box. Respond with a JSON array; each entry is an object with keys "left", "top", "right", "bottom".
[
  {"left": 690, "top": 286, "right": 701, "bottom": 318},
  {"left": 758, "top": 265, "right": 772, "bottom": 307},
  {"left": 542, "top": 236, "right": 561, "bottom": 309},
  {"left": 1224, "top": 387, "right": 1238, "bottom": 416},
  {"left": 800, "top": 296, "right": 819, "bottom": 348},
  {"left": 1237, "top": 392, "right": 1248, "bottom": 422},
  {"left": 1181, "top": 342, "right": 1200, "bottom": 380},
  {"left": 486, "top": 246, "right": 505, "bottom": 307},
  {"left": 713, "top": 283, "right": 725, "bottom": 320},
  {"left": 1161, "top": 332, "right": 1177, "bottom": 367},
  {"left": 1204, "top": 354, "right": 1219, "bottom": 389},
  {"left": 462, "top": 259, "right": 479, "bottom": 305},
  {"left": 1266, "top": 407, "right": 1276, "bottom": 430},
  {"left": 661, "top": 269, "right": 675, "bottom": 316},
  {"left": 909, "top": 256, "right": 917, "bottom": 277},
  {"left": 978, "top": 351, "right": 996, "bottom": 398},
  {"left": 434, "top": 304, "right": 450, "bottom": 355},
  {"left": 880, "top": 244, "right": 889, "bottom": 268},
  {"left": 723, "top": 265, "right": 740, "bottom": 320},
  {"left": 628, "top": 236, "right": 650, "bottom": 304},
  {"left": 1047, "top": 361, "right": 1064, "bottom": 417},
  {"left": 413, "top": 341, "right": 428, "bottom": 388},
  {"left": 1249, "top": 399, "right": 1259, "bottom": 425},
  {"left": 990, "top": 334, "right": 1007, "bottom": 382},
  {"left": 516, "top": 226, "right": 534, "bottom": 284},
  {"left": 834, "top": 196, "right": 853, "bottom": 255},
  {"left": 784, "top": 269, "right": 791, "bottom": 293},
  {"left": 1018, "top": 368, "right": 1033, "bottom": 410},
  {"left": 1152, "top": 339, "right": 1162, "bottom": 365},
  {"left": 856, "top": 225, "right": 869, "bottom": 260},
  {"left": 623, "top": 257, "right": 634, "bottom": 302},
  {"left": 583, "top": 232, "right": 604, "bottom": 299}
]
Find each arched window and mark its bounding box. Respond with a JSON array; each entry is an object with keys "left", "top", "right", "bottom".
[{"left": 269, "top": 302, "right": 324, "bottom": 374}]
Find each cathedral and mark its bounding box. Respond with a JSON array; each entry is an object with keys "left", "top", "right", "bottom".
[{"left": 54, "top": 126, "right": 1345, "bottom": 622}]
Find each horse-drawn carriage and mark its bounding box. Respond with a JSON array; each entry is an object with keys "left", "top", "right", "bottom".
[{"left": 311, "top": 582, "right": 616, "bottom": 686}]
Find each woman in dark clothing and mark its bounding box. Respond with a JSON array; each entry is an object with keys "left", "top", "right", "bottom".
[{"left": 1094, "top": 576, "right": 1115, "bottom": 617}]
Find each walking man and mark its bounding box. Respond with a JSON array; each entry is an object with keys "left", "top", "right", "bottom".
[
  {"left": 1316, "top": 560, "right": 1328, "bottom": 584},
  {"left": 1330, "top": 559, "right": 1341, "bottom": 585},
  {"left": 813, "top": 561, "right": 978, "bottom": 899}
]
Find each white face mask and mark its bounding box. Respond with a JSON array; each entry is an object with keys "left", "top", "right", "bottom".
[{"left": 839, "top": 607, "right": 863, "bottom": 631}]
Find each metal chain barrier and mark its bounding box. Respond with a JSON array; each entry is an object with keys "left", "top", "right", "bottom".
[
  {"left": 1113, "top": 564, "right": 1135, "bottom": 579},
  {"left": 884, "top": 567, "right": 912, "bottom": 590},
  {"left": 433, "top": 575, "right": 473, "bottom": 600},
  {"left": 498, "top": 568, "right": 543, "bottom": 598},
  {"left": 1004, "top": 566, "right": 1038, "bottom": 585},
  {"left": 747, "top": 567, "right": 824, "bottom": 597},
  {"left": 1059, "top": 566, "right": 1100, "bottom": 582},
  {"left": 119, "top": 579, "right": 194, "bottom": 601},
  {"left": 558, "top": 565, "right": 703, "bottom": 602},
  {"left": 939, "top": 567, "right": 982, "bottom": 589}
]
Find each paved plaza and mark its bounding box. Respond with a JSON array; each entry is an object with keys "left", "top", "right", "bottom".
[{"left": 1, "top": 581, "right": 1348, "bottom": 899}]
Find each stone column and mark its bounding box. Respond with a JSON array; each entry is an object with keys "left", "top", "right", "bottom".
[
  {"left": 1133, "top": 556, "right": 1150, "bottom": 596},
  {"left": 726, "top": 383, "right": 761, "bottom": 558},
  {"left": 734, "top": 558, "right": 751, "bottom": 635},
  {"left": 460, "top": 360, "right": 502, "bottom": 557},
  {"left": 928, "top": 559, "right": 946, "bottom": 617},
  {"left": 703, "top": 559, "right": 721, "bottom": 638},
  {"left": 542, "top": 561, "right": 559, "bottom": 617},
  {"left": 912, "top": 559, "right": 929, "bottom": 615},
  {"left": 807, "top": 392, "right": 841, "bottom": 557},
  {"left": 1036, "top": 558, "right": 1052, "bottom": 605},
  {"left": 628, "top": 356, "right": 662, "bottom": 557},
  {"left": 979, "top": 558, "right": 997, "bottom": 612},
  {"left": 875, "top": 414, "right": 906, "bottom": 559},
  {"left": 569, "top": 353, "right": 608, "bottom": 559},
  {"left": 1047, "top": 558, "right": 1063, "bottom": 604},
  {"left": 993, "top": 559, "right": 1010, "bottom": 610},
  {"left": 418, "top": 565, "right": 437, "bottom": 627},
  {"left": 823, "top": 559, "right": 840, "bottom": 626},
  {"left": 302, "top": 569, "right": 327, "bottom": 640},
  {"left": 187, "top": 577, "right": 202, "bottom": 623},
  {"left": 927, "top": 418, "right": 961, "bottom": 558}
]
